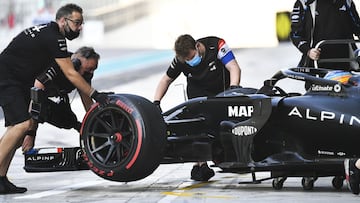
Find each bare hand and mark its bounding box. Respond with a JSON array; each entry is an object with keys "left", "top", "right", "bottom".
[
  {"left": 22, "top": 135, "right": 35, "bottom": 153},
  {"left": 307, "top": 48, "right": 321, "bottom": 60}
]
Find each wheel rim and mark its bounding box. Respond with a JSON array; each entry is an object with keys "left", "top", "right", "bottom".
[{"left": 84, "top": 106, "right": 137, "bottom": 168}]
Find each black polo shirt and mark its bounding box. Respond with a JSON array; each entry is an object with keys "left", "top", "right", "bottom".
[
  {"left": 166, "top": 36, "right": 231, "bottom": 98},
  {"left": 0, "top": 21, "right": 69, "bottom": 87}
]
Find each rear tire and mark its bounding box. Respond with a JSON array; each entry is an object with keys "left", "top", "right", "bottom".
[
  {"left": 332, "top": 176, "right": 344, "bottom": 190},
  {"left": 80, "top": 94, "right": 166, "bottom": 182}
]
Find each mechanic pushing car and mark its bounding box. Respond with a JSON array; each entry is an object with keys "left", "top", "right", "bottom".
[
  {"left": 345, "top": 158, "right": 360, "bottom": 195},
  {"left": 21, "top": 46, "right": 100, "bottom": 153},
  {"left": 290, "top": 0, "right": 360, "bottom": 70},
  {"left": 153, "top": 34, "right": 241, "bottom": 181},
  {"left": 0, "top": 4, "right": 109, "bottom": 194}
]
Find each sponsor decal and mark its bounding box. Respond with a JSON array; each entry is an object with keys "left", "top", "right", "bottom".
[
  {"left": 337, "top": 152, "right": 346, "bottom": 156},
  {"left": 232, "top": 125, "right": 257, "bottom": 136},
  {"left": 228, "top": 105, "right": 254, "bottom": 117},
  {"left": 334, "top": 84, "right": 342, "bottom": 92},
  {"left": 310, "top": 84, "right": 342, "bottom": 92},
  {"left": 26, "top": 155, "right": 55, "bottom": 161},
  {"left": 116, "top": 100, "right": 134, "bottom": 114},
  {"left": 287, "top": 74, "right": 305, "bottom": 80},
  {"left": 288, "top": 107, "right": 360, "bottom": 125},
  {"left": 217, "top": 39, "right": 230, "bottom": 58},
  {"left": 317, "top": 150, "right": 334, "bottom": 156},
  {"left": 208, "top": 61, "right": 216, "bottom": 71},
  {"left": 58, "top": 39, "right": 67, "bottom": 51},
  {"left": 82, "top": 153, "right": 114, "bottom": 177},
  {"left": 317, "top": 150, "right": 346, "bottom": 156},
  {"left": 25, "top": 24, "right": 47, "bottom": 38}
]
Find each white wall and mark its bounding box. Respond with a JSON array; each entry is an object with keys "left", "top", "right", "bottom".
[
  {"left": 147, "top": 0, "right": 294, "bottom": 48},
  {"left": 77, "top": 0, "right": 295, "bottom": 49}
]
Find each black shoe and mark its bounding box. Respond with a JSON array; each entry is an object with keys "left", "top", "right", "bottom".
[
  {"left": 191, "top": 165, "right": 201, "bottom": 181},
  {"left": 344, "top": 159, "right": 360, "bottom": 195},
  {"left": 190, "top": 164, "right": 215, "bottom": 181},
  {"left": 0, "top": 176, "right": 27, "bottom": 194}
]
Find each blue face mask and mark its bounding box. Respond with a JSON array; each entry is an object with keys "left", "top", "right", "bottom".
[{"left": 186, "top": 52, "right": 202, "bottom": 67}]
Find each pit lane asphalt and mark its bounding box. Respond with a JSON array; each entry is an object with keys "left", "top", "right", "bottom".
[{"left": 1, "top": 42, "right": 359, "bottom": 202}]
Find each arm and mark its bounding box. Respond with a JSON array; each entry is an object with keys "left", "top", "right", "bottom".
[
  {"left": 290, "top": 0, "right": 311, "bottom": 55},
  {"left": 224, "top": 59, "right": 241, "bottom": 86},
  {"left": 55, "top": 57, "right": 94, "bottom": 97},
  {"left": 348, "top": 0, "right": 360, "bottom": 37},
  {"left": 216, "top": 39, "right": 241, "bottom": 86},
  {"left": 154, "top": 74, "right": 175, "bottom": 102},
  {"left": 78, "top": 90, "right": 94, "bottom": 111},
  {"left": 34, "top": 79, "right": 45, "bottom": 90}
]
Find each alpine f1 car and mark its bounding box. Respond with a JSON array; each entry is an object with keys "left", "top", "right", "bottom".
[{"left": 24, "top": 40, "right": 360, "bottom": 191}]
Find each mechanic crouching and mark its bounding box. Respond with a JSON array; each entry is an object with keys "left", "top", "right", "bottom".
[
  {"left": 153, "top": 34, "right": 242, "bottom": 181},
  {"left": 22, "top": 46, "right": 100, "bottom": 152}
]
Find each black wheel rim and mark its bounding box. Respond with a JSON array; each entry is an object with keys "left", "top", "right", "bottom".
[{"left": 83, "top": 106, "right": 137, "bottom": 168}]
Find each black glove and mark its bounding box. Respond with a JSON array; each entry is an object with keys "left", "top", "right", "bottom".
[
  {"left": 91, "top": 90, "right": 110, "bottom": 105},
  {"left": 229, "top": 85, "right": 242, "bottom": 90},
  {"left": 153, "top": 100, "right": 162, "bottom": 113}
]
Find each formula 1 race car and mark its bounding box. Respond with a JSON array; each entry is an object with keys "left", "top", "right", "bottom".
[{"left": 24, "top": 40, "right": 360, "bottom": 191}]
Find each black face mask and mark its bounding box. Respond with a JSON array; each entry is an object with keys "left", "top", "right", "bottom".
[
  {"left": 64, "top": 24, "right": 80, "bottom": 40},
  {"left": 83, "top": 72, "right": 93, "bottom": 81}
]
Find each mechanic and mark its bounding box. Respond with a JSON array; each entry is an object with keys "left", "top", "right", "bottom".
[
  {"left": 290, "top": 0, "right": 360, "bottom": 69},
  {"left": 318, "top": 70, "right": 360, "bottom": 195},
  {"left": 0, "top": 4, "right": 108, "bottom": 194},
  {"left": 153, "top": 34, "right": 241, "bottom": 181},
  {"left": 21, "top": 46, "right": 100, "bottom": 152},
  {"left": 345, "top": 158, "right": 360, "bottom": 195}
]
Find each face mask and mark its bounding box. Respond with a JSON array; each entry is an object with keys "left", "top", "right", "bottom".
[
  {"left": 83, "top": 72, "right": 93, "bottom": 81},
  {"left": 64, "top": 24, "right": 80, "bottom": 40},
  {"left": 186, "top": 52, "right": 202, "bottom": 67}
]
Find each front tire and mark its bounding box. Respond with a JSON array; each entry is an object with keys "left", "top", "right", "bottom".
[{"left": 80, "top": 94, "right": 166, "bottom": 182}]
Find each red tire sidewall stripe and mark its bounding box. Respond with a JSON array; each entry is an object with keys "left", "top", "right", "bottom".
[
  {"left": 126, "top": 119, "right": 142, "bottom": 169},
  {"left": 114, "top": 99, "right": 143, "bottom": 170},
  {"left": 80, "top": 103, "right": 100, "bottom": 135}
]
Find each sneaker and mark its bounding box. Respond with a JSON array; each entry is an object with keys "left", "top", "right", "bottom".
[
  {"left": 191, "top": 165, "right": 201, "bottom": 181},
  {"left": 344, "top": 159, "right": 360, "bottom": 195},
  {"left": 190, "top": 164, "right": 215, "bottom": 181},
  {"left": 0, "top": 176, "right": 27, "bottom": 194}
]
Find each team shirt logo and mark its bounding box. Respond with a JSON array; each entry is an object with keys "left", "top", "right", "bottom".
[
  {"left": 217, "top": 39, "right": 231, "bottom": 59},
  {"left": 58, "top": 39, "right": 67, "bottom": 51}
]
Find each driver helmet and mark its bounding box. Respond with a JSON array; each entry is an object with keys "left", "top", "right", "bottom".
[
  {"left": 323, "top": 70, "right": 352, "bottom": 84},
  {"left": 348, "top": 74, "right": 360, "bottom": 86},
  {"left": 354, "top": 48, "right": 360, "bottom": 58}
]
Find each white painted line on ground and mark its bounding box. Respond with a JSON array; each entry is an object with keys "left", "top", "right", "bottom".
[{"left": 14, "top": 180, "right": 104, "bottom": 199}]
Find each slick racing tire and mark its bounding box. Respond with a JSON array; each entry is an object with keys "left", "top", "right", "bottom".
[{"left": 80, "top": 94, "right": 166, "bottom": 182}]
